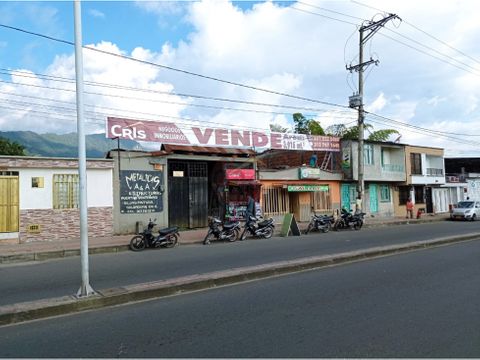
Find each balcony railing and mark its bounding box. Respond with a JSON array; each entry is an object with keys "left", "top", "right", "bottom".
[
  {"left": 382, "top": 164, "right": 404, "bottom": 172},
  {"left": 427, "top": 168, "right": 444, "bottom": 176}
]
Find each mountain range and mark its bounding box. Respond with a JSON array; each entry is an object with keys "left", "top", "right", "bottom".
[{"left": 0, "top": 131, "right": 142, "bottom": 158}]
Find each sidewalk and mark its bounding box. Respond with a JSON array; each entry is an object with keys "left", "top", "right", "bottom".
[{"left": 0, "top": 213, "right": 451, "bottom": 264}]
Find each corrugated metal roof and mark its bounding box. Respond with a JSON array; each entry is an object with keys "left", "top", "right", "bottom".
[{"left": 160, "top": 144, "right": 255, "bottom": 156}]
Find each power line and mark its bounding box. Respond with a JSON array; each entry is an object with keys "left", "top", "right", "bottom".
[
  {"left": 0, "top": 70, "right": 355, "bottom": 115},
  {"left": 0, "top": 97, "right": 357, "bottom": 133},
  {"left": 350, "top": 0, "right": 480, "bottom": 73},
  {"left": 0, "top": 23, "right": 351, "bottom": 110},
  {"left": 289, "top": 5, "right": 357, "bottom": 25},
  {"left": 364, "top": 113, "right": 480, "bottom": 146}
]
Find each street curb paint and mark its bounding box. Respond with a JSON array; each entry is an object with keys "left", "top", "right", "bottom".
[{"left": 0, "top": 232, "right": 478, "bottom": 326}]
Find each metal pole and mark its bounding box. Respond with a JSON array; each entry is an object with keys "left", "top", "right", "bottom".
[
  {"left": 357, "top": 27, "right": 365, "bottom": 212},
  {"left": 74, "top": 0, "right": 94, "bottom": 297}
]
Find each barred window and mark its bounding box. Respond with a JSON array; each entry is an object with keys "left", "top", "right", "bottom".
[
  {"left": 310, "top": 188, "right": 331, "bottom": 212},
  {"left": 53, "top": 174, "right": 79, "bottom": 209},
  {"left": 262, "top": 186, "right": 289, "bottom": 217},
  {"left": 380, "top": 185, "right": 391, "bottom": 202}
]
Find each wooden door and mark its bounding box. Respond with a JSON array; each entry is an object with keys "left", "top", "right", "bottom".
[{"left": 0, "top": 176, "right": 19, "bottom": 232}]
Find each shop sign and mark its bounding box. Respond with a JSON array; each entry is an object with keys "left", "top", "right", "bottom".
[
  {"left": 120, "top": 170, "right": 164, "bottom": 214},
  {"left": 225, "top": 169, "right": 255, "bottom": 180},
  {"left": 107, "top": 117, "right": 340, "bottom": 152},
  {"left": 287, "top": 185, "right": 329, "bottom": 192},
  {"left": 299, "top": 167, "right": 323, "bottom": 179},
  {"left": 173, "top": 171, "right": 184, "bottom": 177}
]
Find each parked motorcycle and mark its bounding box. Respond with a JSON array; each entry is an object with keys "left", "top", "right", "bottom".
[
  {"left": 304, "top": 213, "right": 335, "bottom": 234},
  {"left": 333, "top": 209, "right": 366, "bottom": 231},
  {"left": 203, "top": 217, "right": 241, "bottom": 244},
  {"left": 240, "top": 216, "right": 275, "bottom": 240},
  {"left": 130, "top": 219, "right": 179, "bottom": 251}
]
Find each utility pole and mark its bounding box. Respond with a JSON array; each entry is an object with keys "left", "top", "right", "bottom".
[
  {"left": 347, "top": 13, "right": 400, "bottom": 211},
  {"left": 74, "top": 0, "right": 95, "bottom": 297}
]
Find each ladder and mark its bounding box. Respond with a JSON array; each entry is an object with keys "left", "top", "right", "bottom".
[{"left": 319, "top": 152, "right": 332, "bottom": 171}]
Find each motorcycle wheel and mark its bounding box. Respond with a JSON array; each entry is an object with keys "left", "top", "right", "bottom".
[
  {"left": 164, "top": 234, "right": 178, "bottom": 248},
  {"left": 263, "top": 226, "right": 274, "bottom": 239},
  {"left": 353, "top": 221, "right": 363, "bottom": 230},
  {"left": 130, "top": 235, "right": 146, "bottom": 251},
  {"left": 321, "top": 223, "right": 331, "bottom": 233},
  {"left": 228, "top": 228, "right": 239, "bottom": 242},
  {"left": 203, "top": 231, "right": 215, "bottom": 245},
  {"left": 304, "top": 223, "right": 314, "bottom": 234},
  {"left": 240, "top": 228, "right": 248, "bottom": 241}
]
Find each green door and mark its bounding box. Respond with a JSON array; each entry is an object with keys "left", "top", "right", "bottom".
[
  {"left": 341, "top": 184, "right": 351, "bottom": 211},
  {"left": 369, "top": 184, "right": 378, "bottom": 213}
]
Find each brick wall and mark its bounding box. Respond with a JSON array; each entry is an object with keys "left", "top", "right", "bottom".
[
  {"left": 19, "top": 207, "right": 113, "bottom": 243},
  {"left": 259, "top": 150, "right": 342, "bottom": 171}
]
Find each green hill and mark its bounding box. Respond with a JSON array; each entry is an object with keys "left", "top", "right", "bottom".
[{"left": 0, "top": 131, "right": 142, "bottom": 158}]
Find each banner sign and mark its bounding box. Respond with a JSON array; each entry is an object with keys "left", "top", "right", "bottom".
[
  {"left": 107, "top": 117, "right": 340, "bottom": 152},
  {"left": 287, "top": 185, "right": 329, "bottom": 192},
  {"left": 225, "top": 169, "right": 256, "bottom": 180},
  {"left": 299, "top": 167, "right": 324, "bottom": 179},
  {"left": 120, "top": 170, "right": 164, "bottom": 214}
]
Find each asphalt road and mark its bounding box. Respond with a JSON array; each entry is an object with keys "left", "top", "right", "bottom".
[
  {"left": 1, "top": 220, "right": 480, "bottom": 306},
  {"left": 1, "top": 239, "right": 479, "bottom": 358}
]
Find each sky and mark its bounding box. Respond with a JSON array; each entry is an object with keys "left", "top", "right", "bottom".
[{"left": 0, "top": 0, "right": 479, "bottom": 156}]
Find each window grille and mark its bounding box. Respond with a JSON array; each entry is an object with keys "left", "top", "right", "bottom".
[
  {"left": 380, "top": 185, "right": 391, "bottom": 202},
  {"left": 262, "top": 186, "right": 289, "bottom": 217},
  {"left": 53, "top": 174, "right": 79, "bottom": 209},
  {"left": 310, "top": 188, "right": 331, "bottom": 212}
]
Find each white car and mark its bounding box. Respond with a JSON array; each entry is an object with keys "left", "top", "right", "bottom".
[{"left": 450, "top": 201, "right": 480, "bottom": 221}]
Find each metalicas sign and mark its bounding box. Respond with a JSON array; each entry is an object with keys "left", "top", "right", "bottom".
[{"left": 107, "top": 117, "right": 340, "bottom": 152}]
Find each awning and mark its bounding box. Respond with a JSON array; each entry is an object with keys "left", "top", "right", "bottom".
[{"left": 227, "top": 180, "right": 262, "bottom": 186}]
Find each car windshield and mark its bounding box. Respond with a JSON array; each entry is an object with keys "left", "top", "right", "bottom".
[{"left": 457, "top": 201, "right": 474, "bottom": 208}]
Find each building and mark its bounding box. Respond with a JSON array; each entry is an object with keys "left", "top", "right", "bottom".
[
  {"left": 0, "top": 156, "right": 113, "bottom": 244},
  {"left": 107, "top": 145, "right": 257, "bottom": 234},
  {"left": 341, "top": 140, "right": 406, "bottom": 217},
  {"left": 394, "top": 145, "right": 446, "bottom": 215},
  {"left": 258, "top": 150, "right": 342, "bottom": 222}
]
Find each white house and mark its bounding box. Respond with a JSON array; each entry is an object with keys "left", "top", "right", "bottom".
[{"left": 0, "top": 156, "right": 113, "bottom": 244}]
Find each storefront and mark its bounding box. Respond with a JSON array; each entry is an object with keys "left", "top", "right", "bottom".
[
  {"left": 109, "top": 146, "right": 257, "bottom": 233},
  {"left": 259, "top": 167, "right": 342, "bottom": 222}
]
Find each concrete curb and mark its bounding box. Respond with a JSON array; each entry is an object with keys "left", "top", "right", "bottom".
[
  {"left": 0, "top": 232, "right": 478, "bottom": 326},
  {"left": 0, "top": 218, "right": 449, "bottom": 265}
]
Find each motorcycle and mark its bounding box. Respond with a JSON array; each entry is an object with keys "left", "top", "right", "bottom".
[
  {"left": 333, "top": 209, "right": 366, "bottom": 231},
  {"left": 304, "top": 213, "right": 335, "bottom": 234},
  {"left": 203, "top": 217, "right": 241, "bottom": 245},
  {"left": 240, "top": 216, "right": 275, "bottom": 240},
  {"left": 130, "top": 219, "right": 179, "bottom": 251}
]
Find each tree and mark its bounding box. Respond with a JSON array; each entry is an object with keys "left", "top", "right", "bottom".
[
  {"left": 0, "top": 137, "right": 26, "bottom": 155},
  {"left": 269, "top": 123, "right": 288, "bottom": 133},
  {"left": 292, "top": 113, "right": 325, "bottom": 135},
  {"left": 326, "top": 123, "right": 399, "bottom": 142}
]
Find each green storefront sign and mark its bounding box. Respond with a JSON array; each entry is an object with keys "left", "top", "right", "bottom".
[{"left": 287, "top": 185, "right": 329, "bottom": 192}]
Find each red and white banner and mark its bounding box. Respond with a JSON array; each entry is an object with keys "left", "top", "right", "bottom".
[
  {"left": 106, "top": 117, "right": 340, "bottom": 152},
  {"left": 225, "top": 169, "right": 256, "bottom": 180}
]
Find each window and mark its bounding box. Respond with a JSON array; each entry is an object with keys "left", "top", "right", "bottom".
[
  {"left": 310, "top": 187, "right": 331, "bottom": 212},
  {"left": 31, "top": 177, "right": 44, "bottom": 188},
  {"left": 414, "top": 186, "right": 424, "bottom": 204},
  {"left": 410, "top": 153, "right": 422, "bottom": 175},
  {"left": 399, "top": 186, "right": 410, "bottom": 205},
  {"left": 380, "top": 185, "right": 391, "bottom": 202},
  {"left": 262, "top": 186, "right": 289, "bottom": 217},
  {"left": 53, "top": 174, "right": 79, "bottom": 209},
  {"left": 364, "top": 144, "right": 374, "bottom": 165}
]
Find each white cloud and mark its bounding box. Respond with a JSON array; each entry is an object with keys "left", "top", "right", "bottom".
[
  {"left": 2, "top": 0, "right": 480, "bottom": 156},
  {"left": 89, "top": 9, "right": 105, "bottom": 19}
]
